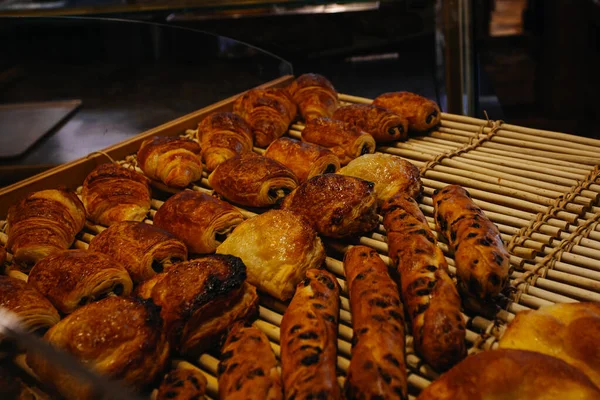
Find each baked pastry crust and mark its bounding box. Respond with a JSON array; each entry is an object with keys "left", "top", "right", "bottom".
[
  {"left": 373, "top": 91, "right": 441, "bottom": 132},
  {"left": 333, "top": 104, "right": 408, "bottom": 142},
  {"left": 216, "top": 209, "right": 326, "bottom": 301},
  {"left": 287, "top": 73, "right": 339, "bottom": 121},
  {"left": 157, "top": 366, "right": 208, "bottom": 400}
]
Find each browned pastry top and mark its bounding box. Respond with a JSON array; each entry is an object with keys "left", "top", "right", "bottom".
[
  {"left": 289, "top": 73, "right": 337, "bottom": 94},
  {"left": 137, "top": 136, "right": 200, "bottom": 167},
  {"left": 157, "top": 367, "right": 207, "bottom": 400},
  {"left": 373, "top": 91, "right": 441, "bottom": 132},
  {"left": 7, "top": 188, "right": 84, "bottom": 227},
  {"left": 287, "top": 74, "right": 339, "bottom": 121},
  {"left": 199, "top": 112, "right": 254, "bottom": 136},
  {"left": 332, "top": 103, "right": 408, "bottom": 142}
]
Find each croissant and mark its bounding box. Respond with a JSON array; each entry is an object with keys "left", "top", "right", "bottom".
[
  {"left": 332, "top": 104, "right": 408, "bottom": 142},
  {"left": 27, "top": 296, "right": 170, "bottom": 400},
  {"left": 208, "top": 152, "right": 299, "bottom": 207},
  {"left": 153, "top": 191, "right": 244, "bottom": 254},
  {"left": 233, "top": 88, "right": 297, "bottom": 147},
  {"left": 373, "top": 91, "right": 441, "bottom": 132},
  {"left": 88, "top": 221, "right": 187, "bottom": 282},
  {"left": 82, "top": 163, "right": 151, "bottom": 226},
  {"left": 338, "top": 153, "right": 422, "bottom": 206},
  {"left": 6, "top": 189, "right": 86, "bottom": 268},
  {"left": 28, "top": 249, "right": 133, "bottom": 314},
  {"left": 157, "top": 367, "right": 208, "bottom": 400},
  {"left": 198, "top": 112, "right": 254, "bottom": 172},
  {"left": 264, "top": 137, "right": 340, "bottom": 182},
  {"left": 287, "top": 73, "right": 339, "bottom": 121},
  {"left": 137, "top": 136, "right": 202, "bottom": 188},
  {"left": 0, "top": 275, "right": 60, "bottom": 336},
  {"left": 301, "top": 117, "right": 375, "bottom": 165}
]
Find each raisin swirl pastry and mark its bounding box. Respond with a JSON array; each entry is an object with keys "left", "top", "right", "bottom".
[
  {"left": 333, "top": 104, "right": 408, "bottom": 142},
  {"left": 27, "top": 296, "right": 170, "bottom": 400},
  {"left": 301, "top": 117, "right": 376, "bottom": 165},
  {"left": 218, "top": 322, "right": 282, "bottom": 400},
  {"left": 6, "top": 189, "right": 86, "bottom": 268},
  {"left": 382, "top": 195, "right": 466, "bottom": 371},
  {"left": 287, "top": 73, "right": 339, "bottom": 121},
  {"left": 0, "top": 276, "right": 60, "bottom": 336},
  {"left": 208, "top": 152, "right": 298, "bottom": 208},
  {"left": 88, "top": 221, "right": 187, "bottom": 282},
  {"left": 137, "top": 136, "right": 203, "bottom": 189},
  {"left": 280, "top": 269, "right": 341, "bottom": 400},
  {"left": 265, "top": 137, "right": 340, "bottom": 183},
  {"left": 233, "top": 88, "right": 297, "bottom": 147},
  {"left": 198, "top": 112, "right": 254, "bottom": 172},
  {"left": 157, "top": 366, "right": 208, "bottom": 400},
  {"left": 153, "top": 191, "right": 244, "bottom": 255},
  {"left": 373, "top": 91, "right": 441, "bottom": 132},
  {"left": 281, "top": 174, "right": 379, "bottom": 238},
  {"left": 343, "top": 246, "right": 408, "bottom": 399},
  {"left": 433, "top": 185, "right": 510, "bottom": 314},
  {"left": 28, "top": 249, "right": 133, "bottom": 314},
  {"left": 82, "top": 163, "right": 151, "bottom": 226}
]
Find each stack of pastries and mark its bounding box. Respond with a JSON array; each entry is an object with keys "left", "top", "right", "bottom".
[{"left": 3, "top": 73, "right": 592, "bottom": 400}]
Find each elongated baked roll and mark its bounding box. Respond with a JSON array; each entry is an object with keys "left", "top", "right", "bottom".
[
  {"left": 137, "top": 136, "right": 202, "bottom": 188},
  {"left": 416, "top": 349, "right": 600, "bottom": 400},
  {"left": 333, "top": 104, "right": 408, "bottom": 142},
  {"left": 28, "top": 249, "right": 133, "bottom": 314},
  {"left": 343, "top": 246, "right": 407, "bottom": 399},
  {"left": 382, "top": 195, "right": 466, "bottom": 371},
  {"left": 287, "top": 73, "right": 339, "bottom": 121},
  {"left": 157, "top": 367, "right": 208, "bottom": 400},
  {"left": 28, "top": 296, "right": 169, "bottom": 400},
  {"left": 217, "top": 210, "right": 325, "bottom": 301},
  {"left": 339, "top": 154, "right": 422, "bottom": 206},
  {"left": 218, "top": 322, "right": 282, "bottom": 400},
  {"left": 208, "top": 152, "right": 299, "bottom": 208},
  {"left": 433, "top": 185, "right": 510, "bottom": 313},
  {"left": 154, "top": 191, "right": 244, "bottom": 254},
  {"left": 373, "top": 91, "right": 441, "bottom": 132},
  {"left": 280, "top": 269, "right": 340, "bottom": 400},
  {"left": 265, "top": 137, "right": 340, "bottom": 182},
  {"left": 499, "top": 302, "right": 600, "bottom": 388},
  {"left": 198, "top": 112, "right": 254, "bottom": 172},
  {"left": 0, "top": 276, "right": 60, "bottom": 336},
  {"left": 301, "top": 117, "right": 375, "bottom": 165},
  {"left": 281, "top": 174, "right": 379, "bottom": 238},
  {"left": 233, "top": 88, "right": 297, "bottom": 147},
  {"left": 88, "top": 221, "right": 187, "bottom": 282},
  {"left": 82, "top": 163, "right": 151, "bottom": 226},
  {"left": 6, "top": 189, "right": 86, "bottom": 268}
]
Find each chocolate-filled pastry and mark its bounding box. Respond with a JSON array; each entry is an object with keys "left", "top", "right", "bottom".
[
  {"left": 281, "top": 174, "right": 378, "bottom": 238},
  {"left": 333, "top": 104, "right": 408, "bottom": 142},
  {"left": 280, "top": 269, "right": 340, "bottom": 400},
  {"left": 0, "top": 276, "right": 60, "bottom": 335},
  {"left": 287, "top": 73, "right": 339, "bottom": 121},
  {"left": 153, "top": 191, "right": 244, "bottom": 254},
  {"left": 264, "top": 137, "right": 340, "bottom": 183},
  {"left": 343, "top": 246, "right": 407, "bottom": 399},
  {"left": 27, "top": 297, "right": 169, "bottom": 400},
  {"left": 433, "top": 185, "right": 510, "bottom": 313},
  {"left": 157, "top": 367, "right": 208, "bottom": 400},
  {"left": 416, "top": 349, "right": 600, "bottom": 400},
  {"left": 233, "top": 88, "right": 297, "bottom": 147},
  {"left": 339, "top": 154, "right": 422, "bottom": 206},
  {"left": 137, "top": 136, "right": 202, "bottom": 188},
  {"left": 301, "top": 117, "right": 376, "bottom": 165},
  {"left": 6, "top": 189, "right": 86, "bottom": 267},
  {"left": 82, "top": 163, "right": 151, "bottom": 226},
  {"left": 217, "top": 210, "right": 325, "bottom": 301},
  {"left": 499, "top": 302, "right": 600, "bottom": 388},
  {"left": 382, "top": 195, "right": 466, "bottom": 371},
  {"left": 136, "top": 256, "right": 258, "bottom": 354},
  {"left": 373, "top": 91, "right": 441, "bottom": 132},
  {"left": 218, "top": 322, "right": 282, "bottom": 400},
  {"left": 208, "top": 152, "right": 298, "bottom": 208},
  {"left": 28, "top": 249, "right": 133, "bottom": 314},
  {"left": 88, "top": 221, "right": 187, "bottom": 282},
  {"left": 198, "top": 112, "right": 254, "bottom": 172}
]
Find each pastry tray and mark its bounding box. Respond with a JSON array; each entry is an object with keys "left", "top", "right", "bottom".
[{"left": 1, "top": 75, "right": 600, "bottom": 399}]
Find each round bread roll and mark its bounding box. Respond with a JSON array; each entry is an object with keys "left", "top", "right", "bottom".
[{"left": 417, "top": 349, "right": 600, "bottom": 400}]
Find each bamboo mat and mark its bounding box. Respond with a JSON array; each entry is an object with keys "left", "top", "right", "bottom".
[{"left": 1, "top": 92, "right": 600, "bottom": 399}]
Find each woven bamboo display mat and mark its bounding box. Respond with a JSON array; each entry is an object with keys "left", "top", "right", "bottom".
[{"left": 2, "top": 92, "right": 600, "bottom": 399}]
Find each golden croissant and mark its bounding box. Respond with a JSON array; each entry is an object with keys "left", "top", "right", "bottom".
[{"left": 287, "top": 73, "right": 339, "bottom": 121}]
